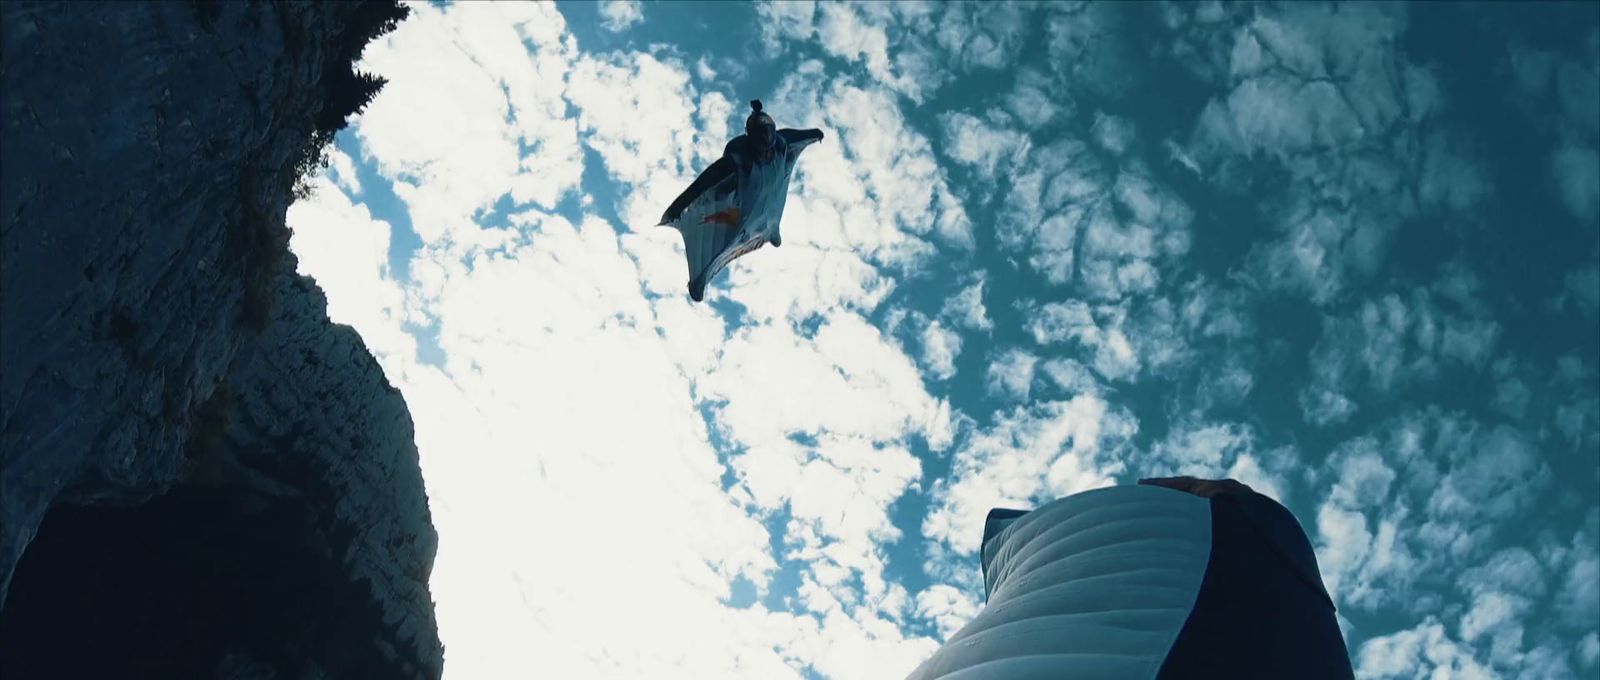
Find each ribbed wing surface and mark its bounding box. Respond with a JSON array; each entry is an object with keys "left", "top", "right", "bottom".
[{"left": 666, "top": 170, "right": 769, "bottom": 301}]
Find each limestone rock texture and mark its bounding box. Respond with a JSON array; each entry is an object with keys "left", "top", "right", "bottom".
[{"left": 0, "top": 2, "right": 443, "bottom": 677}]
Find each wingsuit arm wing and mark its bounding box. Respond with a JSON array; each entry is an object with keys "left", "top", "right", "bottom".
[
  {"left": 659, "top": 156, "right": 737, "bottom": 226},
  {"left": 779, "top": 128, "right": 825, "bottom": 152}
]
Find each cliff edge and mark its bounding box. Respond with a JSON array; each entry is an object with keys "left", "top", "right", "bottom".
[{"left": 0, "top": 2, "right": 443, "bottom": 676}]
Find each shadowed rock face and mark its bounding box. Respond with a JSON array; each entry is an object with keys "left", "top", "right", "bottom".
[{"left": 0, "top": 2, "right": 443, "bottom": 677}]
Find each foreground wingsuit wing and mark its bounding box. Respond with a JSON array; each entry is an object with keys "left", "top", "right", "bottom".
[{"left": 659, "top": 101, "right": 824, "bottom": 302}]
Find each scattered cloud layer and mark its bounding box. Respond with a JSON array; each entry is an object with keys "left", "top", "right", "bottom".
[{"left": 287, "top": 2, "right": 1600, "bottom": 677}]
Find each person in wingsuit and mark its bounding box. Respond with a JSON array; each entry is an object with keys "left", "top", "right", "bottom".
[
  {"left": 659, "top": 100, "right": 824, "bottom": 302},
  {"left": 906, "top": 476, "right": 1355, "bottom": 680}
]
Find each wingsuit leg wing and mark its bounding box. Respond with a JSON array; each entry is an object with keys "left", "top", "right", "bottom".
[{"left": 662, "top": 170, "right": 749, "bottom": 302}]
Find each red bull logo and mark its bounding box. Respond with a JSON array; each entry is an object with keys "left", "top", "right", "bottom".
[{"left": 702, "top": 207, "right": 741, "bottom": 228}]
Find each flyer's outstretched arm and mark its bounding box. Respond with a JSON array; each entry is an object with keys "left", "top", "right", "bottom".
[
  {"left": 779, "top": 127, "right": 824, "bottom": 150},
  {"left": 659, "top": 156, "right": 736, "bottom": 226}
]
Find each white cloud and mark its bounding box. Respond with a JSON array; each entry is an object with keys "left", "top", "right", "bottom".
[
  {"left": 1187, "top": 3, "right": 1493, "bottom": 306},
  {"left": 1555, "top": 49, "right": 1600, "bottom": 143},
  {"left": 759, "top": 0, "right": 818, "bottom": 42},
  {"left": 1355, "top": 619, "right": 1429, "bottom": 678},
  {"left": 1148, "top": 421, "right": 1237, "bottom": 471},
  {"left": 769, "top": 601, "right": 941, "bottom": 680},
  {"left": 1091, "top": 111, "right": 1136, "bottom": 156},
  {"left": 1562, "top": 264, "right": 1600, "bottom": 316},
  {"left": 693, "top": 310, "right": 955, "bottom": 672},
  {"left": 303, "top": 203, "right": 949, "bottom": 677},
  {"left": 356, "top": 2, "right": 584, "bottom": 245},
  {"left": 758, "top": 2, "right": 1031, "bottom": 103},
  {"left": 1165, "top": 138, "right": 1203, "bottom": 175},
  {"left": 1312, "top": 413, "right": 1555, "bottom": 622},
  {"left": 1005, "top": 68, "right": 1062, "bottom": 130},
  {"left": 930, "top": 2, "right": 1028, "bottom": 71},
  {"left": 922, "top": 395, "right": 1134, "bottom": 555},
  {"left": 1300, "top": 281, "right": 1500, "bottom": 425},
  {"left": 920, "top": 319, "right": 962, "bottom": 380},
  {"left": 937, "top": 110, "right": 1028, "bottom": 181},
  {"left": 1224, "top": 3, "right": 1414, "bottom": 143},
  {"left": 694, "top": 56, "right": 718, "bottom": 82},
  {"left": 715, "top": 244, "right": 898, "bottom": 322},
  {"left": 353, "top": 205, "right": 813, "bottom": 678},
  {"left": 1199, "top": 357, "right": 1255, "bottom": 409},
  {"left": 1075, "top": 170, "right": 1192, "bottom": 300},
  {"left": 784, "top": 81, "right": 974, "bottom": 254},
  {"left": 1509, "top": 45, "right": 1558, "bottom": 104},
  {"left": 694, "top": 91, "right": 738, "bottom": 162},
  {"left": 1313, "top": 444, "right": 1403, "bottom": 608},
  {"left": 566, "top": 50, "right": 700, "bottom": 205},
  {"left": 1122, "top": 297, "right": 1194, "bottom": 377},
  {"left": 1240, "top": 190, "right": 1393, "bottom": 305},
  {"left": 1037, "top": 358, "right": 1100, "bottom": 397},
  {"left": 1422, "top": 542, "right": 1587, "bottom": 675},
  {"left": 985, "top": 348, "right": 1038, "bottom": 401},
  {"left": 1419, "top": 130, "right": 1490, "bottom": 213},
  {"left": 1552, "top": 392, "right": 1600, "bottom": 454},
  {"left": 1138, "top": 420, "right": 1291, "bottom": 503},
  {"left": 1044, "top": 3, "right": 1139, "bottom": 103},
  {"left": 813, "top": 4, "right": 909, "bottom": 93},
  {"left": 1021, "top": 300, "right": 1140, "bottom": 381},
  {"left": 1356, "top": 618, "right": 1497, "bottom": 680},
  {"left": 287, "top": 175, "right": 417, "bottom": 369},
  {"left": 1493, "top": 362, "right": 1532, "bottom": 420},
  {"left": 1457, "top": 591, "right": 1528, "bottom": 647},
  {"left": 940, "top": 276, "right": 992, "bottom": 331},
  {"left": 1201, "top": 75, "right": 1361, "bottom": 158},
  {"left": 1555, "top": 531, "right": 1600, "bottom": 631},
  {"left": 1426, "top": 425, "right": 1547, "bottom": 524},
  {"left": 913, "top": 584, "right": 979, "bottom": 642},
  {"left": 775, "top": 437, "right": 925, "bottom": 607},
  {"left": 598, "top": 0, "right": 644, "bottom": 32},
  {"left": 993, "top": 130, "right": 1192, "bottom": 294},
  {"left": 1225, "top": 450, "right": 1290, "bottom": 505},
  {"left": 326, "top": 145, "right": 362, "bottom": 196},
  {"left": 995, "top": 140, "right": 1095, "bottom": 283},
  {"left": 1553, "top": 145, "right": 1600, "bottom": 223},
  {"left": 1160, "top": 2, "right": 1239, "bottom": 87},
  {"left": 1152, "top": 421, "right": 1248, "bottom": 473},
  {"left": 702, "top": 316, "right": 949, "bottom": 450},
  {"left": 1325, "top": 444, "right": 1397, "bottom": 511},
  {"left": 1176, "top": 277, "right": 1253, "bottom": 340}
]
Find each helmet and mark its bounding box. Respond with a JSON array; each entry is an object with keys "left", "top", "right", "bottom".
[{"left": 746, "top": 100, "right": 776, "bottom": 151}]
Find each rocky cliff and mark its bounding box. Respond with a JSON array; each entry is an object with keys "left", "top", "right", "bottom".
[{"left": 0, "top": 2, "right": 443, "bottom": 677}]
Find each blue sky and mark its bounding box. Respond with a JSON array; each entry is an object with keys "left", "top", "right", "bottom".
[{"left": 286, "top": 2, "right": 1600, "bottom": 677}]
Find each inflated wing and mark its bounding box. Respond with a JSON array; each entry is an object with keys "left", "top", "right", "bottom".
[{"left": 659, "top": 128, "right": 824, "bottom": 301}]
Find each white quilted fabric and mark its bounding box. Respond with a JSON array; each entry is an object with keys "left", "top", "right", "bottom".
[{"left": 908, "top": 486, "right": 1213, "bottom": 680}]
